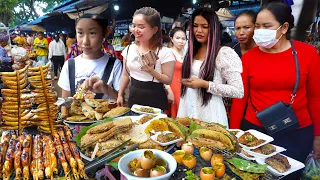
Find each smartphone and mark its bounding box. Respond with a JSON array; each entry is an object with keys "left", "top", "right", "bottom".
[{"left": 141, "top": 50, "right": 159, "bottom": 66}]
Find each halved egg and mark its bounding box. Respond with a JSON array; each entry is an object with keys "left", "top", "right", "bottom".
[
  {"left": 140, "top": 150, "right": 156, "bottom": 169},
  {"left": 150, "top": 166, "right": 167, "bottom": 177},
  {"left": 200, "top": 147, "right": 212, "bottom": 161},
  {"left": 200, "top": 167, "right": 215, "bottom": 180}
]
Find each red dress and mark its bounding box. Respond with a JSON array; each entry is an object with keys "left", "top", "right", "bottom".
[
  {"left": 230, "top": 41, "right": 320, "bottom": 136},
  {"left": 168, "top": 59, "right": 183, "bottom": 117}
]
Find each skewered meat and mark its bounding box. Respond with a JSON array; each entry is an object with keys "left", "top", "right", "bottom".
[
  {"left": 31, "top": 135, "right": 44, "bottom": 180},
  {"left": 42, "top": 135, "right": 58, "bottom": 180},
  {"left": 53, "top": 133, "right": 71, "bottom": 180},
  {"left": 21, "top": 135, "right": 32, "bottom": 180},
  {"left": 14, "top": 136, "right": 23, "bottom": 180},
  {"left": 266, "top": 154, "right": 291, "bottom": 173},
  {"left": 0, "top": 132, "right": 11, "bottom": 178},
  {"left": 57, "top": 129, "right": 79, "bottom": 180},
  {"left": 2, "top": 135, "right": 17, "bottom": 180}
]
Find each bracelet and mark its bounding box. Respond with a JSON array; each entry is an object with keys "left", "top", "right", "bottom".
[{"left": 156, "top": 73, "right": 162, "bottom": 80}]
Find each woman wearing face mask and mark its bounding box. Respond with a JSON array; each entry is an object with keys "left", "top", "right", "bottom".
[
  {"left": 233, "top": 10, "right": 257, "bottom": 58},
  {"left": 165, "top": 27, "right": 187, "bottom": 117},
  {"left": 177, "top": 8, "right": 244, "bottom": 127},
  {"left": 230, "top": 2, "right": 320, "bottom": 179},
  {"left": 117, "top": 7, "right": 175, "bottom": 110}
]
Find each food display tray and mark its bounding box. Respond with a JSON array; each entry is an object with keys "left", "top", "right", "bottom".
[{"left": 169, "top": 154, "right": 285, "bottom": 180}]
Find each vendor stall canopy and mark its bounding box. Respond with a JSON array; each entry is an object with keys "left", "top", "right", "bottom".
[{"left": 20, "top": 0, "right": 261, "bottom": 32}]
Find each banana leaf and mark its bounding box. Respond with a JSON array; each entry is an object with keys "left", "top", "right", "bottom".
[
  {"left": 225, "top": 162, "right": 262, "bottom": 180},
  {"left": 226, "top": 158, "right": 267, "bottom": 174},
  {"left": 74, "top": 118, "right": 113, "bottom": 147}
]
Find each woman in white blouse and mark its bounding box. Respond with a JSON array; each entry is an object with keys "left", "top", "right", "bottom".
[
  {"left": 117, "top": 7, "right": 175, "bottom": 110},
  {"left": 178, "top": 8, "right": 244, "bottom": 127}
]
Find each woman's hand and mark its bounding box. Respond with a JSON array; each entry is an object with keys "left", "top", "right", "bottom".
[
  {"left": 180, "top": 77, "right": 209, "bottom": 89},
  {"left": 167, "top": 88, "right": 174, "bottom": 104},
  {"left": 117, "top": 95, "right": 124, "bottom": 106},
  {"left": 313, "top": 136, "right": 320, "bottom": 159},
  {"left": 81, "top": 76, "right": 109, "bottom": 94},
  {"left": 140, "top": 64, "right": 154, "bottom": 73}
]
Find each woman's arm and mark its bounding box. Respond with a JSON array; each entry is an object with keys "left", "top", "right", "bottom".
[
  {"left": 206, "top": 47, "right": 244, "bottom": 98},
  {"left": 62, "top": 89, "right": 71, "bottom": 99},
  {"left": 117, "top": 59, "right": 130, "bottom": 98},
  {"left": 146, "top": 61, "right": 175, "bottom": 85}
]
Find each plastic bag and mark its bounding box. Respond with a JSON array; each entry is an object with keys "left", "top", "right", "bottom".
[{"left": 302, "top": 153, "right": 320, "bottom": 180}]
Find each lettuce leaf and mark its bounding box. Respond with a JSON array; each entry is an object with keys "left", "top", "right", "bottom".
[{"left": 226, "top": 158, "right": 267, "bottom": 174}]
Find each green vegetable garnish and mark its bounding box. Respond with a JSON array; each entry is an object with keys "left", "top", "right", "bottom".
[{"left": 185, "top": 170, "right": 200, "bottom": 180}]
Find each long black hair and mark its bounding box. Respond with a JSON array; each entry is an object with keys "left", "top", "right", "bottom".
[{"left": 181, "top": 8, "right": 221, "bottom": 106}]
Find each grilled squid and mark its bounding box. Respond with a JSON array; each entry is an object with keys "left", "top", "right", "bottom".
[
  {"left": 21, "top": 135, "right": 32, "bottom": 180},
  {"left": 2, "top": 135, "right": 17, "bottom": 180}
]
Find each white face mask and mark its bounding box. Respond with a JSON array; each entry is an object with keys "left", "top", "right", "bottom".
[{"left": 253, "top": 25, "right": 283, "bottom": 48}]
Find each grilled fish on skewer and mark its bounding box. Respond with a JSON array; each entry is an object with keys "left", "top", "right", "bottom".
[
  {"left": 1, "top": 89, "right": 28, "bottom": 94},
  {"left": 1, "top": 73, "right": 27, "bottom": 81},
  {"left": 28, "top": 64, "right": 49, "bottom": 71},
  {"left": 3, "top": 77, "right": 27, "bottom": 86}
]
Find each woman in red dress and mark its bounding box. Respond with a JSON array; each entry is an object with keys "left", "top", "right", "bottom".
[{"left": 165, "top": 27, "right": 187, "bottom": 117}]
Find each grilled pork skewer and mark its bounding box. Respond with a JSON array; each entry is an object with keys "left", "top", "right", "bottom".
[{"left": 2, "top": 135, "right": 17, "bottom": 180}]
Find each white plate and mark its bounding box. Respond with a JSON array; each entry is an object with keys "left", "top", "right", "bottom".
[
  {"left": 237, "top": 152, "right": 256, "bottom": 161},
  {"left": 114, "top": 116, "right": 142, "bottom": 122},
  {"left": 150, "top": 131, "right": 183, "bottom": 146},
  {"left": 131, "top": 104, "right": 162, "bottom": 115},
  {"left": 243, "top": 144, "right": 286, "bottom": 159},
  {"left": 236, "top": 129, "right": 274, "bottom": 150},
  {"left": 256, "top": 154, "right": 305, "bottom": 176},
  {"left": 114, "top": 114, "right": 167, "bottom": 124},
  {"left": 134, "top": 114, "right": 168, "bottom": 124}
]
